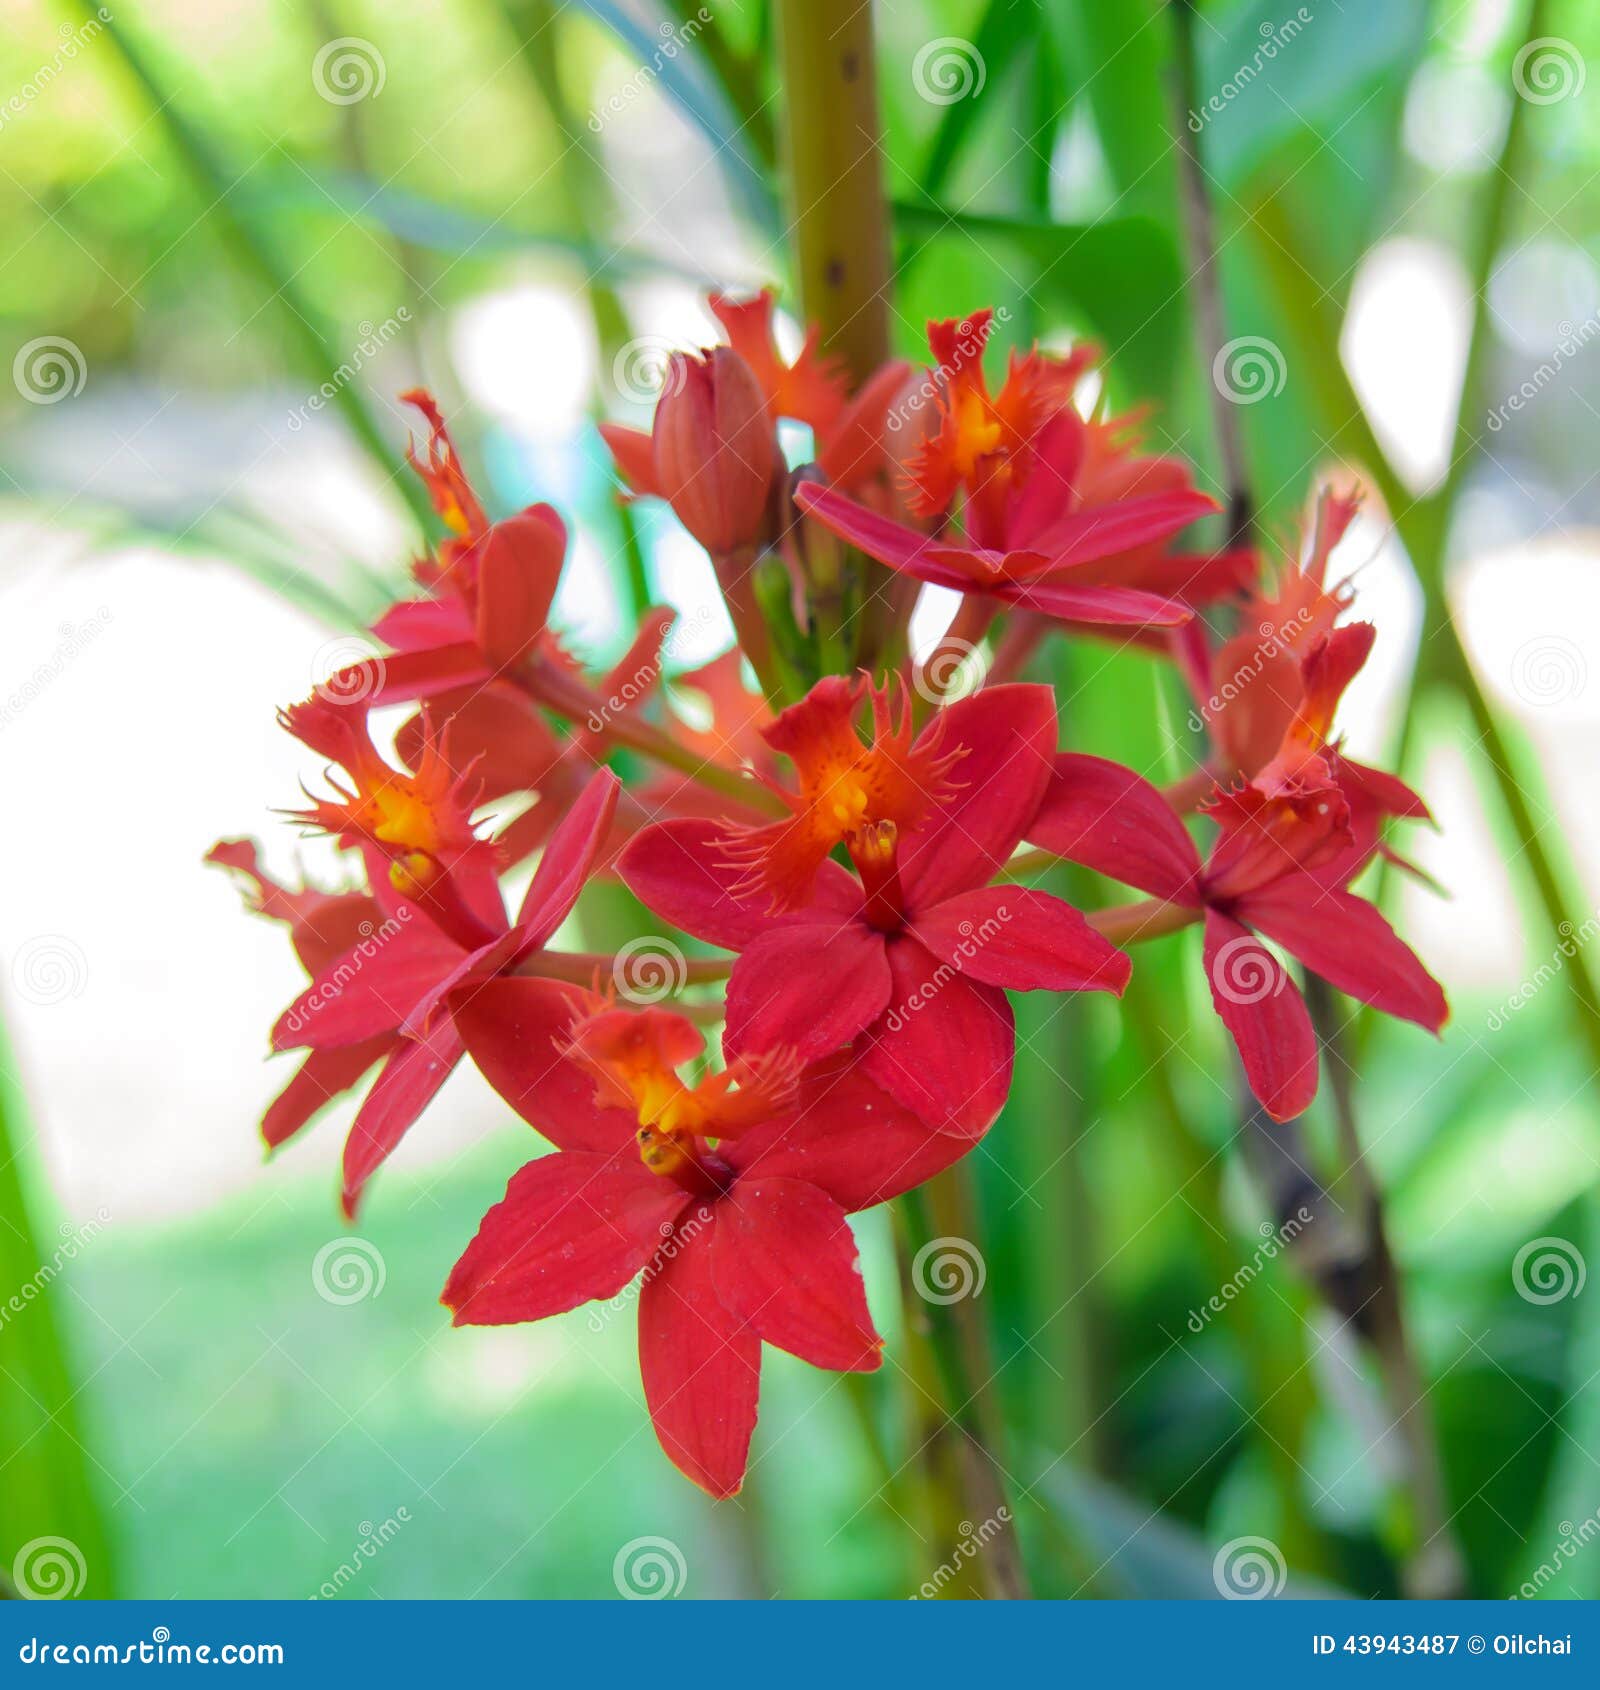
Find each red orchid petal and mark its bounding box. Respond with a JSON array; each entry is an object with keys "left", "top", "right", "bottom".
[
  {"left": 372, "top": 596, "right": 473, "bottom": 653},
  {"left": 397, "top": 684, "right": 564, "bottom": 805},
  {"left": 1025, "top": 489, "right": 1219, "bottom": 567},
  {"left": 1340, "top": 757, "right": 1431, "bottom": 822},
  {"left": 996, "top": 578, "right": 1191, "bottom": 627},
  {"left": 618, "top": 818, "right": 860, "bottom": 949},
  {"left": 261, "top": 1037, "right": 390, "bottom": 1150},
  {"left": 443, "top": 1149, "right": 687, "bottom": 1325},
  {"left": 638, "top": 1209, "right": 761, "bottom": 1499},
  {"left": 1006, "top": 410, "right": 1088, "bottom": 546},
  {"left": 1027, "top": 752, "right": 1203, "bottom": 904},
  {"left": 712, "top": 1178, "right": 882, "bottom": 1372},
  {"left": 857, "top": 937, "right": 1013, "bottom": 1138},
  {"left": 724, "top": 921, "right": 892, "bottom": 1062},
  {"left": 597, "top": 422, "right": 664, "bottom": 499},
  {"left": 341, "top": 1017, "right": 465, "bottom": 1216},
  {"left": 450, "top": 978, "right": 637, "bottom": 1153},
  {"left": 1202, "top": 910, "right": 1319, "bottom": 1122},
  {"left": 898, "top": 684, "right": 1058, "bottom": 909},
  {"left": 792, "top": 482, "right": 939, "bottom": 574},
  {"left": 913, "top": 885, "right": 1131, "bottom": 994},
  {"left": 514, "top": 769, "right": 622, "bottom": 943},
  {"left": 725, "top": 1056, "right": 966, "bottom": 1211},
  {"left": 1233, "top": 880, "right": 1449, "bottom": 1033},
  {"left": 475, "top": 505, "right": 565, "bottom": 674},
  {"left": 271, "top": 923, "right": 466, "bottom": 1051},
  {"left": 367, "top": 641, "right": 491, "bottom": 706}
]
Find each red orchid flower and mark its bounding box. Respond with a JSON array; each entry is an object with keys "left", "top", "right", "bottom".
[
  {"left": 333, "top": 391, "right": 570, "bottom": 709},
  {"left": 218, "top": 700, "right": 622, "bottom": 1213},
  {"left": 618, "top": 682, "right": 1130, "bottom": 1136},
  {"left": 1027, "top": 752, "right": 1446, "bottom": 1121},
  {"left": 442, "top": 983, "right": 966, "bottom": 1497},
  {"left": 794, "top": 311, "right": 1218, "bottom": 628}
]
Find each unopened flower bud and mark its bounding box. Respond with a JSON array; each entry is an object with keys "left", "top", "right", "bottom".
[{"left": 653, "top": 347, "right": 778, "bottom": 554}]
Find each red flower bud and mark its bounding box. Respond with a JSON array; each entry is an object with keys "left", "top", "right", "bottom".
[{"left": 652, "top": 347, "right": 778, "bottom": 555}]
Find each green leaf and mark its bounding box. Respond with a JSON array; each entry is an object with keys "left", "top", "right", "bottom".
[
  {"left": 0, "top": 1020, "right": 116, "bottom": 1598},
  {"left": 1194, "top": 0, "right": 1430, "bottom": 186},
  {"left": 892, "top": 205, "right": 1185, "bottom": 401}
]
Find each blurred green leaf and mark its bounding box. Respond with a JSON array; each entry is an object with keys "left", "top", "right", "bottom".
[{"left": 0, "top": 1021, "right": 115, "bottom": 1598}]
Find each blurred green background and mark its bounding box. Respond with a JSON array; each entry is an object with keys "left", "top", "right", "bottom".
[{"left": 2, "top": 0, "right": 1599, "bottom": 1600}]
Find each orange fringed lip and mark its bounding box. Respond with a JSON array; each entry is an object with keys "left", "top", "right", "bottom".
[{"left": 720, "top": 674, "right": 964, "bottom": 912}]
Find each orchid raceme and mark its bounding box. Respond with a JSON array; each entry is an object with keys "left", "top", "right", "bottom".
[{"left": 211, "top": 299, "right": 1447, "bottom": 1502}]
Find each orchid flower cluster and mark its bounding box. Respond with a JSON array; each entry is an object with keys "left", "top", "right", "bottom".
[{"left": 211, "top": 293, "right": 1445, "bottom": 1498}]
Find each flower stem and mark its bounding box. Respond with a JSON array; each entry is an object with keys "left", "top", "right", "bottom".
[{"left": 900, "top": 1172, "right": 1032, "bottom": 1599}]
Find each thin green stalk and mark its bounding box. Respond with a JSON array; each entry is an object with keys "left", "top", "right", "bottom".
[{"left": 71, "top": 0, "right": 434, "bottom": 534}]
